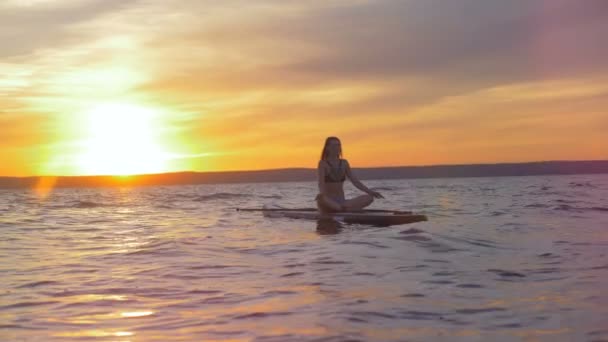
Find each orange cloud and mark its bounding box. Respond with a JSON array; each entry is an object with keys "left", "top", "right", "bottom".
[{"left": 1, "top": 1, "right": 607, "bottom": 176}]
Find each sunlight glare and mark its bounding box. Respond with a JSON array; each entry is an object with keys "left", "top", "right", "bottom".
[
  {"left": 120, "top": 311, "right": 155, "bottom": 318},
  {"left": 77, "top": 103, "right": 169, "bottom": 175}
]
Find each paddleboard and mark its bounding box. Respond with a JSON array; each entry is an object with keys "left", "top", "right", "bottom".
[{"left": 239, "top": 205, "right": 428, "bottom": 226}]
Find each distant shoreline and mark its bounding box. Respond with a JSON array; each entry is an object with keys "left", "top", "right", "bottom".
[{"left": 1, "top": 160, "right": 607, "bottom": 189}]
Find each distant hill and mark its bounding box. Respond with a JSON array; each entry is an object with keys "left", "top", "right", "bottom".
[{"left": 1, "top": 160, "right": 607, "bottom": 189}]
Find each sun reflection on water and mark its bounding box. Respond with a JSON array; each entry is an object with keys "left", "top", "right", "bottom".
[
  {"left": 54, "top": 330, "right": 134, "bottom": 338},
  {"left": 120, "top": 311, "right": 155, "bottom": 318}
]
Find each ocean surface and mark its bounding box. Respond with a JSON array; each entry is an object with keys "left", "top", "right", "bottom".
[{"left": 1, "top": 174, "right": 608, "bottom": 342}]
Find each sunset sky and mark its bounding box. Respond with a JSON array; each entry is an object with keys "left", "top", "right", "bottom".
[{"left": 1, "top": 0, "right": 607, "bottom": 177}]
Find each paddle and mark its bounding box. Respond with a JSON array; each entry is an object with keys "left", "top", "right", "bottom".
[{"left": 236, "top": 207, "right": 413, "bottom": 214}]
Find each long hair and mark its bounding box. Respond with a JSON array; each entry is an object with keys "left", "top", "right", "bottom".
[{"left": 320, "top": 136, "right": 342, "bottom": 161}]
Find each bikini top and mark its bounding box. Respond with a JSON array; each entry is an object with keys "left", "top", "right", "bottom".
[{"left": 324, "top": 159, "right": 346, "bottom": 183}]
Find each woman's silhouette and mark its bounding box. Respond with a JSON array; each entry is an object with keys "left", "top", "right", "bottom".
[{"left": 316, "top": 137, "right": 383, "bottom": 213}]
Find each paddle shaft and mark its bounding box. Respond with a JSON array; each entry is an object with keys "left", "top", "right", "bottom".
[{"left": 237, "top": 208, "right": 412, "bottom": 214}]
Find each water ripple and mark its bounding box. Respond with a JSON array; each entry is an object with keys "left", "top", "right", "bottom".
[{"left": 1, "top": 176, "right": 607, "bottom": 341}]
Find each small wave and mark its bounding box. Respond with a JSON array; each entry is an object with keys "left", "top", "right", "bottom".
[
  {"left": 261, "top": 290, "right": 297, "bottom": 296},
  {"left": 528, "top": 267, "right": 561, "bottom": 274},
  {"left": 423, "top": 280, "right": 455, "bottom": 285},
  {"left": 194, "top": 193, "right": 252, "bottom": 201},
  {"left": 423, "top": 259, "right": 450, "bottom": 264},
  {"left": 554, "top": 199, "right": 579, "bottom": 204},
  {"left": 0, "top": 324, "right": 46, "bottom": 330},
  {"left": 312, "top": 259, "right": 350, "bottom": 265},
  {"left": 62, "top": 268, "right": 99, "bottom": 274},
  {"left": 401, "top": 293, "right": 425, "bottom": 298},
  {"left": 400, "top": 228, "right": 424, "bottom": 234},
  {"left": 456, "top": 283, "right": 484, "bottom": 288},
  {"left": 397, "top": 310, "right": 444, "bottom": 320},
  {"left": 53, "top": 200, "right": 109, "bottom": 209},
  {"left": 553, "top": 204, "right": 575, "bottom": 211},
  {"left": 455, "top": 307, "right": 506, "bottom": 314},
  {"left": 233, "top": 311, "right": 292, "bottom": 320},
  {"left": 488, "top": 269, "right": 526, "bottom": 277},
  {"left": 340, "top": 241, "right": 388, "bottom": 249},
  {"left": 0, "top": 324, "right": 25, "bottom": 329},
  {"left": 72, "top": 227, "right": 102, "bottom": 232},
  {"left": 569, "top": 182, "right": 595, "bottom": 188},
  {"left": 16, "top": 281, "right": 60, "bottom": 289},
  {"left": 259, "top": 195, "right": 283, "bottom": 199},
  {"left": 45, "top": 287, "right": 171, "bottom": 299},
  {"left": 394, "top": 235, "right": 432, "bottom": 242},
  {"left": 525, "top": 203, "right": 549, "bottom": 209},
  {"left": 588, "top": 264, "right": 608, "bottom": 270},
  {"left": 587, "top": 330, "right": 608, "bottom": 338},
  {"left": 537, "top": 253, "right": 559, "bottom": 258},
  {"left": 371, "top": 186, "right": 395, "bottom": 191},
  {"left": 552, "top": 205, "right": 608, "bottom": 213},
  {"left": 155, "top": 204, "right": 175, "bottom": 209},
  {"left": 0, "top": 301, "right": 59, "bottom": 310},
  {"left": 188, "top": 289, "right": 223, "bottom": 295},
  {"left": 120, "top": 240, "right": 179, "bottom": 257},
  {"left": 351, "top": 311, "right": 398, "bottom": 320},
  {"left": 281, "top": 272, "right": 305, "bottom": 278},
  {"left": 188, "top": 265, "right": 240, "bottom": 270},
  {"left": 85, "top": 219, "right": 113, "bottom": 224},
  {"left": 459, "top": 238, "right": 498, "bottom": 248},
  {"left": 396, "top": 264, "right": 429, "bottom": 272},
  {"left": 57, "top": 298, "right": 140, "bottom": 309}
]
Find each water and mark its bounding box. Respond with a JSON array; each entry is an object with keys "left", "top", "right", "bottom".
[{"left": 1, "top": 174, "right": 607, "bottom": 341}]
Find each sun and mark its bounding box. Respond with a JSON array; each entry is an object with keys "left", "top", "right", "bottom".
[{"left": 76, "top": 103, "right": 170, "bottom": 176}]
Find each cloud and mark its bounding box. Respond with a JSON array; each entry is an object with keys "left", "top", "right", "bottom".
[
  {"left": 272, "top": 0, "right": 608, "bottom": 81},
  {"left": 120, "top": 0, "right": 608, "bottom": 138},
  {"left": 136, "top": 1, "right": 608, "bottom": 88},
  {"left": 0, "top": 1, "right": 139, "bottom": 58},
  {"left": 1, "top": 0, "right": 607, "bottom": 174}
]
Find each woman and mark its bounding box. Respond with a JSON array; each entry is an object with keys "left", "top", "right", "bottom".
[{"left": 316, "top": 137, "right": 383, "bottom": 213}]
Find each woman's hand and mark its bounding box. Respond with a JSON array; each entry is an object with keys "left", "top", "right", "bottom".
[{"left": 369, "top": 190, "right": 384, "bottom": 199}]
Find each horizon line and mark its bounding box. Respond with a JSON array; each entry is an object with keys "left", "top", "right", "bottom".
[{"left": 3, "top": 159, "right": 608, "bottom": 179}]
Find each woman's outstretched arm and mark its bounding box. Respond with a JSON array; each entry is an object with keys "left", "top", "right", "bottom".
[{"left": 344, "top": 160, "right": 384, "bottom": 199}]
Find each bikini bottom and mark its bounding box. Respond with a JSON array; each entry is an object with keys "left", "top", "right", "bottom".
[{"left": 315, "top": 194, "right": 345, "bottom": 212}]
